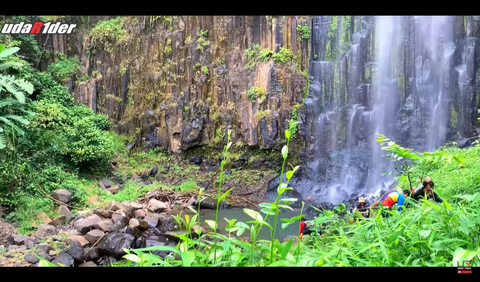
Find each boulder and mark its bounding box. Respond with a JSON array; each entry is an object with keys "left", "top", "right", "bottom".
[
  {"left": 0, "top": 219, "right": 17, "bottom": 246},
  {"left": 107, "top": 201, "right": 124, "bottom": 212},
  {"left": 107, "top": 186, "right": 120, "bottom": 194},
  {"left": 111, "top": 210, "right": 126, "bottom": 223},
  {"left": 37, "top": 250, "right": 53, "bottom": 261},
  {"left": 147, "top": 199, "right": 167, "bottom": 212},
  {"left": 75, "top": 214, "right": 102, "bottom": 234},
  {"left": 52, "top": 251, "right": 75, "bottom": 267},
  {"left": 129, "top": 218, "right": 140, "bottom": 228},
  {"left": 93, "top": 220, "right": 114, "bottom": 232},
  {"left": 84, "top": 247, "right": 100, "bottom": 261},
  {"left": 24, "top": 253, "right": 39, "bottom": 264},
  {"left": 35, "top": 212, "right": 54, "bottom": 226},
  {"left": 140, "top": 216, "right": 158, "bottom": 229},
  {"left": 37, "top": 243, "right": 53, "bottom": 254},
  {"left": 97, "top": 232, "right": 135, "bottom": 259},
  {"left": 65, "top": 235, "right": 89, "bottom": 247},
  {"left": 134, "top": 209, "right": 146, "bottom": 219},
  {"left": 52, "top": 189, "right": 73, "bottom": 204},
  {"left": 35, "top": 224, "right": 56, "bottom": 238},
  {"left": 52, "top": 215, "right": 66, "bottom": 227},
  {"left": 101, "top": 179, "right": 112, "bottom": 189},
  {"left": 67, "top": 240, "right": 84, "bottom": 263},
  {"left": 84, "top": 229, "right": 105, "bottom": 245},
  {"left": 57, "top": 206, "right": 74, "bottom": 221}
]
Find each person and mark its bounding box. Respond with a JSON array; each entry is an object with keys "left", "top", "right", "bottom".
[
  {"left": 376, "top": 189, "right": 410, "bottom": 217},
  {"left": 411, "top": 176, "right": 443, "bottom": 203},
  {"left": 353, "top": 197, "right": 370, "bottom": 218},
  {"left": 299, "top": 217, "right": 313, "bottom": 238}
]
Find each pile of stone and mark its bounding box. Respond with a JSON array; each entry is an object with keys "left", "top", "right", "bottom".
[{"left": 0, "top": 188, "right": 187, "bottom": 267}]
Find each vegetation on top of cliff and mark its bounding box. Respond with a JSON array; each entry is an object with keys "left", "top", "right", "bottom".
[{"left": 88, "top": 17, "right": 128, "bottom": 53}]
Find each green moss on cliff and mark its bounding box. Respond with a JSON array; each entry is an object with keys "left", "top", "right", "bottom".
[{"left": 88, "top": 17, "right": 128, "bottom": 53}]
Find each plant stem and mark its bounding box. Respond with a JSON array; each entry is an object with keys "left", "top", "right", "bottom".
[{"left": 270, "top": 137, "right": 290, "bottom": 263}]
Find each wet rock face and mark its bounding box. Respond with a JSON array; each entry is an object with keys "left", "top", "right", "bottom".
[{"left": 60, "top": 16, "right": 309, "bottom": 153}]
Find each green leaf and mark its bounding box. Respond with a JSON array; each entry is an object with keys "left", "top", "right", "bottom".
[
  {"left": 132, "top": 245, "right": 181, "bottom": 255},
  {"left": 123, "top": 254, "right": 141, "bottom": 264},
  {"left": 205, "top": 220, "right": 217, "bottom": 232},
  {"left": 243, "top": 208, "right": 263, "bottom": 221},
  {"left": 260, "top": 208, "right": 275, "bottom": 215},
  {"left": 0, "top": 45, "right": 4, "bottom": 54},
  {"left": 0, "top": 47, "right": 20, "bottom": 58},
  {"left": 285, "top": 129, "right": 290, "bottom": 140},
  {"left": 280, "top": 198, "right": 298, "bottom": 204},
  {"left": 246, "top": 220, "right": 273, "bottom": 230},
  {"left": 180, "top": 251, "right": 195, "bottom": 266},
  {"left": 286, "top": 171, "right": 294, "bottom": 181},
  {"left": 280, "top": 238, "right": 293, "bottom": 260},
  {"left": 218, "top": 187, "right": 234, "bottom": 203}
]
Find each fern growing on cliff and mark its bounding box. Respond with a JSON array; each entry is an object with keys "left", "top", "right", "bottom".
[{"left": 0, "top": 44, "right": 34, "bottom": 149}]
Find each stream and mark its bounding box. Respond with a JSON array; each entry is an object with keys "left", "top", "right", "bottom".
[{"left": 179, "top": 208, "right": 303, "bottom": 241}]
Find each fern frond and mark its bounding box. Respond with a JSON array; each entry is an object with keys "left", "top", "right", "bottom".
[
  {"left": 0, "top": 131, "right": 5, "bottom": 149},
  {"left": 0, "top": 47, "right": 20, "bottom": 59},
  {"left": 0, "top": 61, "right": 23, "bottom": 70},
  {"left": 0, "top": 99, "right": 21, "bottom": 108},
  {"left": 2, "top": 114, "right": 30, "bottom": 125},
  {"left": 0, "top": 75, "right": 28, "bottom": 103},
  {"left": 0, "top": 116, "right": 25, "bottom": 135}
]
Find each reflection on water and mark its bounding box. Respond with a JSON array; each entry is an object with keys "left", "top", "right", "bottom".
[{"left": 179, "top": 208, "right": 302, "bottom": 241}]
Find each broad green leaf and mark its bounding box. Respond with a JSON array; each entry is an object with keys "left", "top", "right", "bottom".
[
  {"left": 208, "top": 250, "right": 224, "bottom": 262},
  {"left": 286, "top": 171, "right": 294, "bottom": 181},
  {"left": 180, "top": 251, "right": 195, "bottom": 266},
  {"left": 259, "top": 203, "right": 273, "bottom": 208},
  {"left": 187, "top": 206, "right": 198, "bottom": 214},
  {"left": 205, "top": 220, "right": 217, "bottom": 232},
  {"left": 285, "top": 129, "right": 290, "bottom": 140},
  {"left": 260, "top": 208, "right": 275, "bottom": 215},
  {"left": 0, "top": 44, "right": 4, "bottom": 54},
  {"left": 243, "top": 208, "right": 263, "bottom": 221},
  {"left": 0, "top": 47, "right": 20, "bottom": 58},
  {"left": 123, "top": 254, "right": 141, "bottom": 264},
  {"left": 419, "top": 230, "right": 431, "bottom": 238}
]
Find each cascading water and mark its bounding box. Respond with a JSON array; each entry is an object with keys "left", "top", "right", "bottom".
[{"left": 285, "top": 15, "right": 478, "bottom": 207}]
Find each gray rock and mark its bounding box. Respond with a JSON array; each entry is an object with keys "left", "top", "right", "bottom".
[
  {"left": 67, "top": 240, "right": 84, "bottom": 263},
  {"left": 24, "top": 253, "right": 39, "bottom": 264},
  {"left": 58, "top": 205, "right": 74, "bottom": 221},
  {"left": 97, "top": 232, "right": 135, "bottom": 259},
  {"left": 37, "top": 243, "right": 53, "bottom": 254},
  {"left": 129, "top": 218, "right": 140, "bottom": 228},
  {"left": 37, "top": 250, "right": 53, "bottom": 261},
  {"left": 84, "top": 247, "right": 100, "bottom": 261},
  {"left": 52, "top": 251, "right": 74, "bottom": 267},
  {"left": 93, "top": 220, "right": 114, "bottom": 232},
  {"left": 51, "top": 235, "right": 62, "bottom": 241},
  {"left": 84, "top": 229, "right": 104, "bottom": 245},
  {"left": 102, "top": 178, "right": 112, "bottom": 189},
  {"left": 147, "top": 199, "right": 166, "bottom": 212},
  {"left": 75, "top": 214, "right": 102, "bottom": 234},
  {"left": 52, "top": 189, "right": 73, "bottom": 204},
  {"left": 35, "top": 224, "right": 57, "bottom": 238},
  {"left": 12, "top": 234, "right": 29, "bottom": 245},
  {"left": 111, "top": 210, "right": 126, "bottom": 223},
  {"left": 79, "top": 261, "right": 98, "bottom": 267},
  {"left": 52, "top": 215, "right": 66, "bottom": 227},
  {"left": 141, "top": 216, "right": 158, "bottom": 229}
]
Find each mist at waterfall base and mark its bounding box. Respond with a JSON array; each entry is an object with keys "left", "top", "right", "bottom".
[{"left": 267, "top": 16, "right": 470, "bottom": 208}]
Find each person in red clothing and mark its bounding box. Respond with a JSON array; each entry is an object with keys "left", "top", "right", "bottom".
[{"left": 299, "top": 217, "right": 312, "bottom": 238}]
